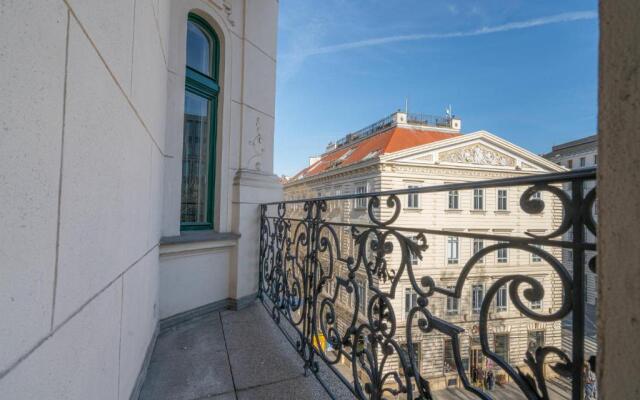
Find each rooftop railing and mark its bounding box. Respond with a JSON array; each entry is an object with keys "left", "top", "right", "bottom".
[
  {"left": 406, "top": 112, "right": 453, "bottom": 128},
  {"left": 258, "top": 168, "right": 597, "bottom": 400}
]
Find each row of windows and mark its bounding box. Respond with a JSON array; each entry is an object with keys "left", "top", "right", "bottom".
[
  {"left": 326, "top": 278, "right": 543, "bottom": 317},
  {"left": 304, "top": 184, "right": 543, "bottom": 213},
  {"left": 559, "top": 154, "right": 597, "bottom": 169},
  {"left": 408, "top": 236, "right": 544, "bottom": 265},
  {"left": 407, "top": 188, "right": 541, "bottom": 211},
  {"left": 442, "top": 331, "right": 544, "bottom": 373},
  {"left": 404, "top": 283, "right": 542, "bottom": 318}
]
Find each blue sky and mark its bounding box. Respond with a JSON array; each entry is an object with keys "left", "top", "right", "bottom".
[{"left": 273, "top": 0, "right": 598, "bottom": 176}]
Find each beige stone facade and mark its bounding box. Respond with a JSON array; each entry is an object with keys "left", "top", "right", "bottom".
[{"left": 284, "top": 114, "right": 566, "bottom": 390}]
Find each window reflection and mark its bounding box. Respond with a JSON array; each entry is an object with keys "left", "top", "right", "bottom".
[
  {"left": 187, "top": 21, "right": 211, "bottom": 76},
  {"left": 181, "top": 92, "right": 211, "bottom": 223}
]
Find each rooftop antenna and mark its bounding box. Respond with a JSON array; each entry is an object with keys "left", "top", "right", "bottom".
[
  {"left": 405, "top": 97, "right": 409, "bottom": 114},
  {"left": 446, "top": 104, "right": 453, "bottom": 119}
]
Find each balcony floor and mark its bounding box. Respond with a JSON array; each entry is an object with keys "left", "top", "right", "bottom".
[
  {"left": 138, "top": 302, "right": 571, "bottom": 400},
  {"left": 138, "top": 302, "right": 349, "bottom": 400}
]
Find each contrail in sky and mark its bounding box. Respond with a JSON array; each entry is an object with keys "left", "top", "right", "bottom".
[{"left": 284, "top": 11, "right": 597, "bottom": 59}]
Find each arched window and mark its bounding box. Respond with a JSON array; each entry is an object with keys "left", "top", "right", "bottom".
[{"left": 181, "top": 14, "right": 220, "bottom": 230}]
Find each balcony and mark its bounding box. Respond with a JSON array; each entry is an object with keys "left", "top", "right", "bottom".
[{"left": 138, "top": 168, "right": 596, "bottom": 400}]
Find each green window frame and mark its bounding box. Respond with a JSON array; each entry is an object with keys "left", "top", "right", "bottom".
[{"left": 180, "top": 14, "right": 220, "bottom": 231}]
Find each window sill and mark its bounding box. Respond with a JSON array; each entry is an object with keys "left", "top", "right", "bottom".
[
  {"left": 494, "top": 210, "right": 511, "bottom": 215},
  {"left": 404, "top": 207, "right": 422, "bottom": 211},
  {"left": 160, "top": 231, "right": 240, "bottom": 256},
  {"left": 470, "top": 210, "right": 486, "bottom": 214},
  {"left": 444, "top": 209, "right": 462, "bottom": 213}
]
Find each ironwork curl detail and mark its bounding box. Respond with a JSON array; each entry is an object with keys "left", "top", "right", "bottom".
[{"left": 520, "top": 184, "right": 573, "bottom": 239}]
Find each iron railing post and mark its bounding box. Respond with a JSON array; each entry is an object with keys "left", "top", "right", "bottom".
[{"left": 571, "top": 179, "right": 585, "bottom": 400}]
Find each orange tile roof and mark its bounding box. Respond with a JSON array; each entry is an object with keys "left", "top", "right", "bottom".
[{"left": 292, "top": 127, "right": 460, "bottom": 180}]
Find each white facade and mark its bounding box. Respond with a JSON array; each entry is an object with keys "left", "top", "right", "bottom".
[
  {"left": 543, "top": 136, "right": 598, "bottom": 305},
  {"left": 0, "top": 1, "right": 280, "bottom": 399},
  {"left": 285, "top": 122, "right": 566, "bottom": 390}
]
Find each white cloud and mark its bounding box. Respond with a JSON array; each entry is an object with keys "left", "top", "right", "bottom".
[{"left": 281, "top": 11, "right": 597, "bottom": 60}]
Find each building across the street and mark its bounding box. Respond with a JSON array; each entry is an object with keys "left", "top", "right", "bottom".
[
  {"left": 544, "top": 135, "right": 598, "bottom": 306},
  {"left": 284, "top": 111, "right": 566, "bottom": 391}
]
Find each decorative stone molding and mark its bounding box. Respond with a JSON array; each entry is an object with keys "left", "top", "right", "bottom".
[
  {"left": 527, "top": 322, "right": 546, "bottom": 331},
  {"left": 222, "top": 0, "right": 235, "bottom": 27},
  {"left": 413, "top": 154, "right": 434, "bottom": 162},
  {"left": 492, "top": 325, "right": 511, "bottom": 334},
  {"left": 439, "top": 144, "right": 516, "bottom": 167},
  {"left": 206, "top": 0, "right": 235, "bottom": 27},
  {"left": 247, "top": 116, "right": 264, "bottom": 171}
]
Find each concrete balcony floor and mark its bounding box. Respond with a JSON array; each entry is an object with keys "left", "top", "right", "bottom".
[
  {"left": 138, "top": 302, "right": 351, "bottom": 400},
  {"left": 138, "top": 302, "right": 572, "bottom": 400}
]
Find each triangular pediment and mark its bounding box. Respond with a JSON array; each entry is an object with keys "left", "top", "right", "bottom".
[{"left": 382, "top": 131, "right": 564, "bottom": 172}]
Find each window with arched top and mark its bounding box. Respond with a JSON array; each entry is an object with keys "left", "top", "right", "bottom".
[{"left": 181, "top": 14, "right": 220, "bottom": 230}]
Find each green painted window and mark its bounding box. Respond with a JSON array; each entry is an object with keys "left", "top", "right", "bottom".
[{"left": 181, "top": 14, "right": 220, "bottom": 231}]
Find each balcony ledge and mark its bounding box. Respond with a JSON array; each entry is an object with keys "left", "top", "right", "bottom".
[{"left": 160, "top": 231, "right": 240, "bottom": 256}]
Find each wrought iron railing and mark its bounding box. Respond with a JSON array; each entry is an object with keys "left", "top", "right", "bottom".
[{"left": 258, "top": 168, "right": 596, "bottom": 400}]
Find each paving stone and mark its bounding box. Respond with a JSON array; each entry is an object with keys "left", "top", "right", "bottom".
[
  {"left": 139, "top": 312, "right": 233, "bottom": 400},
  {"left": 226, "top": 336, "right": 305, "bottom": 390},
  {"left": 222, "top": 316, "right": 299, "bottom": 353},
  {"left": 155, "top": 312, "right": 227, "bottom": 356},
  {"left": 236, "top": 375, "right": 332, "bottom": 400}
]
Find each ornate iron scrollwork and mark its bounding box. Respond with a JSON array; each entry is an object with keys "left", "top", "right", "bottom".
[{"left": 258, "top": 169, "right": 596, "bottom": 400}]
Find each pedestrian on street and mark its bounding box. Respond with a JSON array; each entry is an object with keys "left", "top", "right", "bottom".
[
  {"left": 584, "top": 360, "right": 597, "bottom": 400},
  {"left": 486, "top": 370, "right": 495, "bottom": 390}
]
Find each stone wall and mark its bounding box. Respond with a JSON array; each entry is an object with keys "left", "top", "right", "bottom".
[
  {"left": 598, "top": 0, "right": 640, "bottom": 398},
  {"left": 0, "top": 0, "right": 280, "bottom": 398},
  {"left": 0, "top": 0, "right": 166, "bottom": 398}
]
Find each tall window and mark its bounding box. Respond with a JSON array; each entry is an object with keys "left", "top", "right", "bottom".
[
  {"left": 447, "top": 236, "right": 459, "bottom": 264},
  {"left": 497, "top": 189, "right": 508, "bottom": 210},
  {"left": 567, "top": 159, "right": 573, "bottom": 169},
  {"left": 407, "top": 185, "right": 420, "bottom": 208},
  {"left": 408, "top": 236, "right": 419, "bottom": 265},
  {"left": 593, "top": 154, "right": 598, "bottom": 165},
  {"left": 405, "top": 287, "right": 418, "bottom": 319},
  {"left": 531, "top": 299, "right": 542, "bottom": 310},
  {"left": 473, "top": 238, "right": 484, "bottom": 263},
  {"left": 356, "top": 281, "right": 366, "bottom": 313},
  {"left": 497, "top": 244, "right": 508, "bottom": 263},
  {"left": 495, "top": 334, "right": 509, "bottom": 361},
  {"left": 401, "top": 342, "right": 422, "bottom": 375},
  {"left": 531, "top": 244, "right": 542, "bottom": 262},
  {"left": 354, "top": 183, "right": 367, "bottom": 209},
  {"left": 448, "top": 190, "right": 459, "bottom": 209},
  {"left": 528, "top": 330, "right": 545, "bottom": 352},
  {"left": 580, "top": 157, "right": 586, "bottom": 167},
  {"left": 471, "top": 284, "right": 484, "bottom": 314},
  {"left": 446, "top": 286, "right": 459, "bottom": 315},
  {"left": 496, "top": 285, "right": 508, "bottom": 312},
  {"left": 181, "top": 15, "right": 220, "bottom": 230},
  {"left": 443, "top": 339, "right": 456, "bottom": 372},
  {"left": 473, "top": 189, "right": 484, "bottom": 210}
]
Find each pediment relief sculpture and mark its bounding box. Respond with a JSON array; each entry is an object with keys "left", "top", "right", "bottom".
[{"left": 439, "top": 144, "right": 516, "bottom": 167}]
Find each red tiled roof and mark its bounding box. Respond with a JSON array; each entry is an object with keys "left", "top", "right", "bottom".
[{"left": 292, "top": 127, "right": 460, "bottom": 180}]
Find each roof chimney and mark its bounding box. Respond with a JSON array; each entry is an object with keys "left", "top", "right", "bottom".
[{"left": 309, "top": 156, "right": 321, "bottom": 166}]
